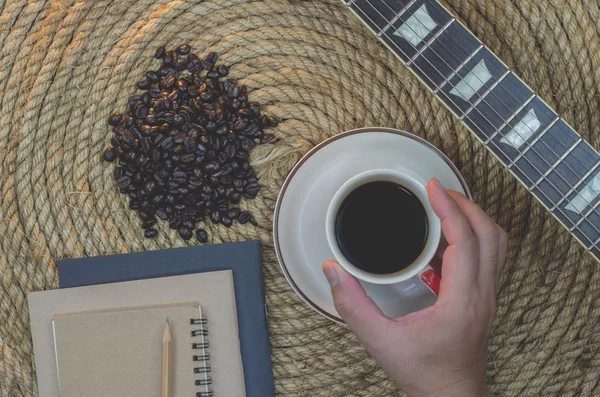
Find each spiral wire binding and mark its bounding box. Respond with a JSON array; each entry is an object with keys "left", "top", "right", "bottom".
[{"left": 192, "top": 314, "right": 212, "bottom": 397}]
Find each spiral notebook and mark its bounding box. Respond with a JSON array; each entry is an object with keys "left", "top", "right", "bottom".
[
  {"left": 28, "top": 271, "right": 245, "bottom": 397},
  {"left": 52, "top": 304, "right": 211, "bottom": 397}
]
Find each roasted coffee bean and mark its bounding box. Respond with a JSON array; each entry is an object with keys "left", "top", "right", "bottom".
[
  {"left": 124, "top": 151, "right": 137, "bottom": 162},
  {"left": 227, "top": 208, "right": 240, "bottom": 219},
  {"left": 221, "top": 216, "right": 233, "bottom": 227},
  {"left": 146, "top": 71, "right": 160, "bottom": 82},
  {"left": 108, "top": 112, "right": 123, "bottom": 126},
  {"left": 210, "top": 211, "right": 220, "bottom": 224},
  {"left": 129, "top": 200, "right": 140, "bottom": 210},
  {"left": 131, "top": 172, "right": 142, "bottom": 185},
  {"left": 176, "top": 78, "right": 188, "bottom": 91},
  {"left": 114, "top": 167, "right": 125, "bottom": 180},
  {"left": 233, "top": 178, "right": 245, "bottom": 189},
  {"left": 261, "top": 133, "right": 275, "bottom": 144},
  {"left": 163, "top": 51, "right": 175, "bottom": 66},
  {"left": 145, "top": 228, "right": 158, "bottom": 238},
  {"left": 188, "top": 85, "right": 200, "bottom": 96},
  {"left": 137, "top": 79, "right": 151, "bottom": 90},
  {"left": 217, "top": 65, "right": 229, "bottom": 77},
  {"left": 152, "top": 194, "right": 165, "bottom": 205},
  {"left": 181, "top": 154, "right": 196, "bottom": 163},
  {"left": 139, "top": 211, "right": 152, "bottom": 221},
  {"left": 141, "top": 137, "right": 151, "bottom": 153},
  {"left": 162, "top": 75, "right": 176, "bottom": 88},
  {"left": 134, "top": 104, "right": 149, "bottom": 118},
  {"left": 178, "top": 226, "right": 193, "bottom": 240},
  {"left": 192, "top": 167, "right": 204, "bottom": 179},
  {"left": 144, "top": 180, "right": 157, "bottom": 194},
  {"left": 217, "top": 151, "right": 229, "bottom": 164},
  {"left": 156, "top": 209, "right": 168, "bottom": 220},
  {"left": 203, "top": 160, "right": 219, "bottom": 174},
  {"left": 169, "top": 217, "right": 181, "bottom": 229},
  {"left": 200, "top": 90, "right": 216, "bottom": 102},
  {"left": 131, "top": 138, "right": 141, "bottom": 150},
  {"left": 196, "top": 229, "right": 208, "bottom": 243},
  {"left": 230, "top": 193, "right": 241, "bottom": 204},
  {"left": 215, "top": 124, "right": 228, "bottom": 137},
  {"left": 173, "top": 131, "right": 186, "bottom": 143},
  {"left": 103, "top": 148, "right": 116, "bottom": 162},
  {"left": 155, "top": 46, "right": 166, "bottom": 59},
  {"left": 173, "top": 113, "right": 184, "bottom": 125},
  {"left": 121, "top": 129, "right": 135, "bottom": 144},
  {"left": 238, "top": 211, "right": 252, "bottom": 224},
  {"left": 172, "top": 170, "right": 187, "bottom": 183},
  {"left": 175, "top": 44, "right": 191, "bottom": 56},
  {"left": 184, "top": 137, "right": 195, "bottom": 153},
  {"left": 161, "top": 136, "right": 174, "bottom": 150}
]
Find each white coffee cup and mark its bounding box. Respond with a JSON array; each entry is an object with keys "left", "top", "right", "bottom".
[{"left": 325, "top": 169, "right": 443, "bottom": 293}]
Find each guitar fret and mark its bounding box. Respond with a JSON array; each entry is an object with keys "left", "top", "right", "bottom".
[
  {"left": 406, "top": 18, "right": 455, "bottom": 65},
  {"left": 461, "top": 69, "right": 510, "bottom": 120},
  {"left": 378, "top": 19, "right": 394, "bottom": 37},
  {"left": 377, "top": 0, "right": 418, "bottom": 37},
  {"left": 508, "top": 116, "right": 560, "bottom": 171},
  {"left": 570, "top": 199, "right": 600, "bottom": 232},
  {"left": 484, "top": 94, "right": 536, "bottom": 144},
  {"left": 532, "top": 138, "right": 583, "bottom": 187},
  {"left": 592, "top": 233, "right": 600, "bottom": 248},
  {"left": 552, "top": 160, "right": 600, "bottom": 211},
  {"left": 434, "top": 44, "right": 483, "bottom": 94}
]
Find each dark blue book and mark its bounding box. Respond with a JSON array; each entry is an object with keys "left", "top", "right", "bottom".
[{"left": 58, "top": 240, "right": 273, "bottom": 397}]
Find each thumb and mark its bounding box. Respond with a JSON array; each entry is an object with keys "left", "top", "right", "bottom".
[{"left": 322, "top": 261, "right": 389, "bottom": 340}]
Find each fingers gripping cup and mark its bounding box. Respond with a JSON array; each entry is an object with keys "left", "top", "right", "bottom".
[{"left": 325, "top": 169, "right": 442, "bottom": 293}]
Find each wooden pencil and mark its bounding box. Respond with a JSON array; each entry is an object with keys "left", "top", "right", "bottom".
[{"left": 161, "top": 319, "right": 173, "bottom": 397}]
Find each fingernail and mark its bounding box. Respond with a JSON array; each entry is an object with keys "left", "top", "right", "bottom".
[
  {"left": 323, "top": 265, "right": 339, "bottom": 288},
  {"left": 432, "top": 178, "right": 444, "bottom": 190}
]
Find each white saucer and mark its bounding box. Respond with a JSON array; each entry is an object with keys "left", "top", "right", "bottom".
[{"left": 273, "top": 128, "right": 471, "bottom": 324}]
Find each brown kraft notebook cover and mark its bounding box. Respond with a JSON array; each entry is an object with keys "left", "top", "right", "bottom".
[
  {"left": 53, "top": 304, "right": 207, "bottom": 397},
  {"left": 28, "top": 271, "right": 245, "bottom": 397}
]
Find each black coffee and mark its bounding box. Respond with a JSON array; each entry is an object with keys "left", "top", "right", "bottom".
[{"left": 335, "top": 181, "right": 429, "bottom": 274}]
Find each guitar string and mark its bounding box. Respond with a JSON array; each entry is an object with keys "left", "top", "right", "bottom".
[
  {"left": 352, "top": 0, "right": 600, "bottom": 245},
  {"left": 357, "top": 0, "right": 600, "bottom": 237},
  {"left": 359, "top": 0, "right": 600, "bottom": 244},
  {"left": 371, "top": 0, "right": 600, "bottom": 219},
  {"left": 367, "top": 0, "right": 596, "bottom": 197}
]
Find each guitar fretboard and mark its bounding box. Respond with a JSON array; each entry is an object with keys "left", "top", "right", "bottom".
[{"left": 344, "top": 0, "right": 600, "bottom": 260}]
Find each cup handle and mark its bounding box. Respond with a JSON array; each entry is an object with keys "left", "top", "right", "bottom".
[{"left": 419, "top": 265, "right": 441, "bottom": 296}]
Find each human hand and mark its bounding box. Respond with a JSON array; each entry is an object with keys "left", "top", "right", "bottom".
[{"left": 322, "top": 179, "right": 508, "bottom": 397}]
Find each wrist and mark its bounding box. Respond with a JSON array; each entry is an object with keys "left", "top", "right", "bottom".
[{"left": 409, "top": 378, "right": 492, "bottom": 397}]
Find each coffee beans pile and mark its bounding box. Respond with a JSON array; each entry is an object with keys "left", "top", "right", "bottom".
[{"left": 103, "top": 45, "right": 277, "bottom": 241}]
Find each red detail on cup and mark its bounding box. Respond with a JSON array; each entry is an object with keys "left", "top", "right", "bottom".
[{"left": 421, "top": 269, "right": 441, "bottom": 296}]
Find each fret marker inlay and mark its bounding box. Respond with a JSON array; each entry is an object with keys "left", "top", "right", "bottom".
[
  {"left": 499, "top": 108, "right": 541, "bottom": 149},
  {"left": 449, "top": 60, "right": 491, "bottom": 101},
  {"left": 393, "top": 5, "right": 437, "bottom": 46},
  {"left": 565, "top": 174, "right": 600, "bottom": 214}
]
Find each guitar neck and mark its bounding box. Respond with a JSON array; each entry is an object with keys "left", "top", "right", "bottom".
[{"left": 344, "top": 0, "right": 600, "bottom": 260}]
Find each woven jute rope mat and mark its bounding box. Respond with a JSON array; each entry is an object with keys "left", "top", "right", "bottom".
[{"left": 1, "top": 0, "right": 599, "bottom": 395}]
